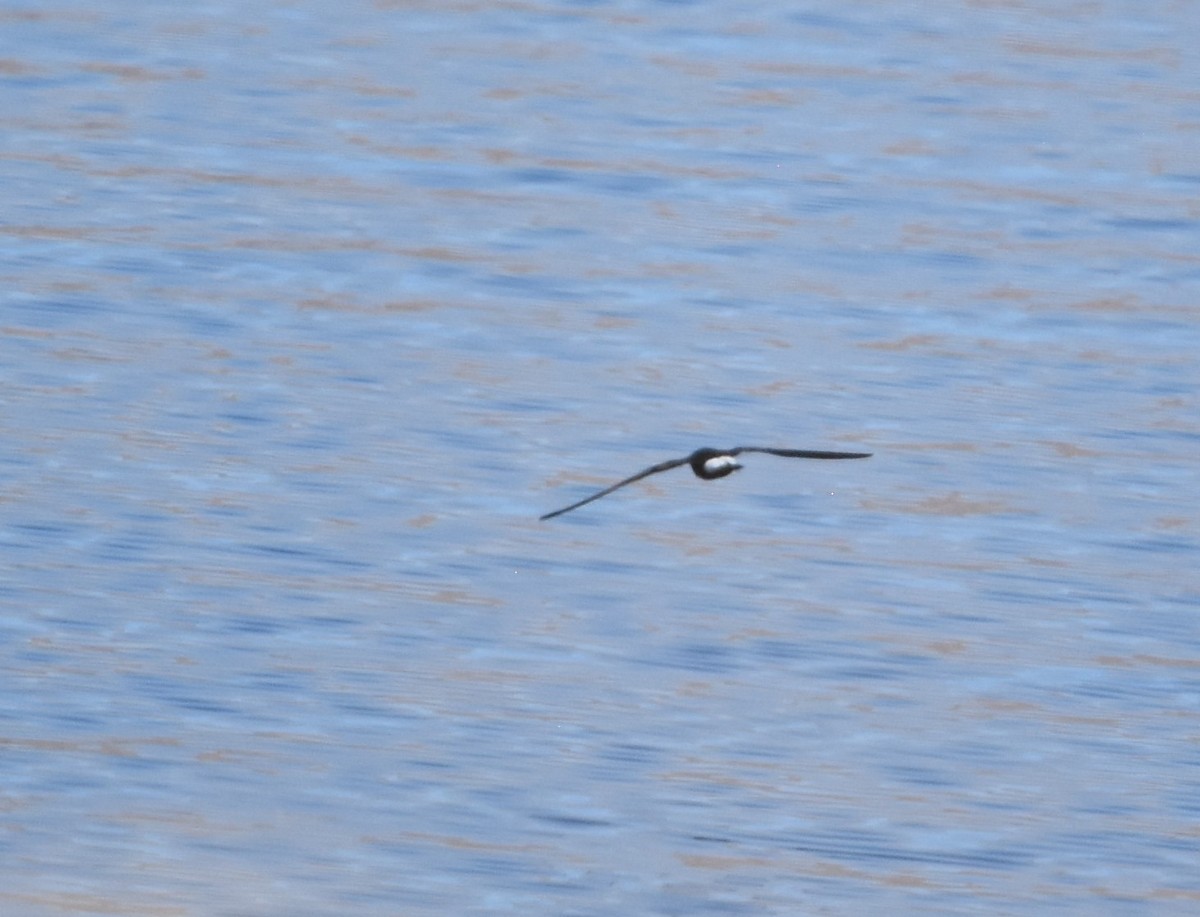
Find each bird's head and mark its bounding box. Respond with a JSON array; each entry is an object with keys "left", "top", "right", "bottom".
[{"left": 689, "top": 448, "right": 742, "bottom": 480}]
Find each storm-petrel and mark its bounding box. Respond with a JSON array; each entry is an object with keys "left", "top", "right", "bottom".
[{"left": 539, "top": 446, "right": 871, "bottom": 520}]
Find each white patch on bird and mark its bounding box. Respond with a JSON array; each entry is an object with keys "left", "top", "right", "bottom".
[{"left": 703, "top": 455, "right": 739, "bottom": 474}]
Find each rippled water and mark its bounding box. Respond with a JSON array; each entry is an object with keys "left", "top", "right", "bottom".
[{"left": 2, "top": 2, "right": 1198, "bottom": 915}]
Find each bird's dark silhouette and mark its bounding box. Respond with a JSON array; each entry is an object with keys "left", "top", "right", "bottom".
[{"left": 540, "top": 446, "right": 871, "bottom": 520}]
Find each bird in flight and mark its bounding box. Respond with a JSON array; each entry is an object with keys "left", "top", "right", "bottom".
[{"left": 540, "top": 446, "right": 871, "bottom": 520}]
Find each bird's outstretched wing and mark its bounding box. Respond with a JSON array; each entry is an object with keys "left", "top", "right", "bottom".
[
  {"left": 731, "top": 447, "right": 872, "bottom": 460},
  {"left": 540, "top": 455, "right": 690, "bottom": 520}
]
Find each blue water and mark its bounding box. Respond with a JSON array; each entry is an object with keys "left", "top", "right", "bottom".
[{"left": 2, "top": 2, "right": 1198, "bottom": 914}]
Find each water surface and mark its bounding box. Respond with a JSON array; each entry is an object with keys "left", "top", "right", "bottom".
[{"left": 2, "top": 2, "right": 1198, "bottom": 914}]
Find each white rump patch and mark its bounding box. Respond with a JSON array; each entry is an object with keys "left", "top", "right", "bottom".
[{"left": 703, "top": 455, "right": 739, "bottom": 474}]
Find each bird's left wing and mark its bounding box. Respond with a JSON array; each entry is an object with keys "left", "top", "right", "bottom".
[{"left": 539, "top": 455, "right": 689, "bottom": 520}]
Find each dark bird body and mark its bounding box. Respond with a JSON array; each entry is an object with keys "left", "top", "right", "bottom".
[{"left": 540, "top": 446, "right": 871, "bottom": 520}]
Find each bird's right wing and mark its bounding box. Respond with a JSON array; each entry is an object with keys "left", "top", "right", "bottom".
[
  {"left": 734, "top": 447, "right": 872, "bottom": 460},
  {"left": 540, "top": 456, "right": 689, "bottom": 520}
]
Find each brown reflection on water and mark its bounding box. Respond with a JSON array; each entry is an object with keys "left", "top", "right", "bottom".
[{"left": 861, "top": 492, "right": 1016, "bottom": 517}]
